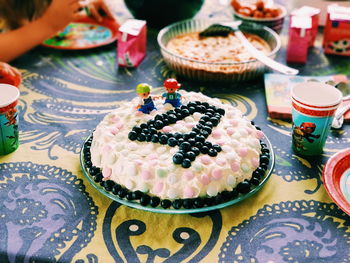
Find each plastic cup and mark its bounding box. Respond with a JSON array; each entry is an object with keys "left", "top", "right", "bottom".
[
  {"left": 0, "top": 84, "right": 20, "bottom": 155},
  {"left": 291, "top": 82, "right": 342, "bottom": 156}
]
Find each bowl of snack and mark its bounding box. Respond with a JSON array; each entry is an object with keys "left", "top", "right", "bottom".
[
  {"left": 157, "top": 19, "right": 281, "bottom": 82},
  {"left": 231, "top": 0, "right": 287, "bottom": 34}
]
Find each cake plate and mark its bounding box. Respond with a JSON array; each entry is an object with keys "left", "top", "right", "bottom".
[{"left": 80, "top": 133, "right": 275, "bottom": 214}]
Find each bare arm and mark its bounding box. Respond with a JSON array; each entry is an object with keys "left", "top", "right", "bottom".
[
  {"left": 0, "top": 0, "right": 83, "bottom": 62},
  {"left": 0, "top": 19, "right": 59, "bottom": 62}
]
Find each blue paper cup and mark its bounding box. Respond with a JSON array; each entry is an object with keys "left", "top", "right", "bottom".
[
  {"left": 291, "top": 82, "right": 342, "bottom": 156},
  {"left": 0, "top": 84, "right": 20, "bottom": 155}
]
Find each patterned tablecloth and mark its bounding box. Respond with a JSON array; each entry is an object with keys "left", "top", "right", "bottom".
[{"left": 1, "top": 0, "right": 350, "bottom": 262}]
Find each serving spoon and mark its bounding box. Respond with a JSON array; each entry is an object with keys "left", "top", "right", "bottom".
[{"left": 199, "top": 21, "right": 299, "bottom": 75}]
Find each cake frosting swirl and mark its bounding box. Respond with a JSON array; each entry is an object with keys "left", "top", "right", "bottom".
[{"left": 90, "top": 91, "right": 265, "bottom": 202}]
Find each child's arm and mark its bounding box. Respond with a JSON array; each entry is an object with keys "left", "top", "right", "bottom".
[{"left": 0, "top": 0, "right": 84, "bottom": 62}]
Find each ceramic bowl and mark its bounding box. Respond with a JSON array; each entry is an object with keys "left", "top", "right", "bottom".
[{"left": 232, "top": 4, "right": 287, "bottom": 34}]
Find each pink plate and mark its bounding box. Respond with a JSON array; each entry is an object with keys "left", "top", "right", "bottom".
[
  {"left": 323, "top": 148, "right": 350, "bottom": 215},
  {"left": 42, "top": 16, "right": 119, "bottom": 50}
]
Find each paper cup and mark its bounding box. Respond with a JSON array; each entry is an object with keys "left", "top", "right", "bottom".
[
  {"left": 0, "top": 84, "right": 20, "bottom": 155},
  {"left": 291, "top": 82, "right": 342, "bottom": 156}
]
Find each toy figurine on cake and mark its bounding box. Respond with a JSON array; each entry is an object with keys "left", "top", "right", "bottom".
[
  {"left": 162, "top": 78, "right": 182, "bottom": 108},
  {"left": 136, "top": 83, "right": 157, "bottom": 114}
]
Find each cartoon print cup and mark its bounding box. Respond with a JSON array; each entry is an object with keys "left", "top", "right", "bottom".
[
  {"left": 291, "top": 82, "right": 342, "bottom": 155},
  {"left": 0, "top": 84, "right": 20, "bottom": 155}
]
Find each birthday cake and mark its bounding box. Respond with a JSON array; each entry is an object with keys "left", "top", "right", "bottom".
[{"left": 84, "top": 79, "right": 270, "bottom": 209}]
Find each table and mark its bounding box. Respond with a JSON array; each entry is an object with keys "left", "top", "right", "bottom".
[{"left": 1, "top": 1, "right": 350, "bottom": 262}]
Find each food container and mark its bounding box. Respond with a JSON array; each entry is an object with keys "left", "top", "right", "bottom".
[
  {"left": 232, "top": 3, "right": 287, "bottom": 34},
  {"left": 286, "top": 15, "right": 313, "bottom": 64},
  {"left": 117, "top": 19, "right": 147, "bottom": 67},
  {"left": 323, "top": 4, "right": 350, "bottom": 57},
  {"left": 157, "top": 19, "right": 281, "bottom": 82}
]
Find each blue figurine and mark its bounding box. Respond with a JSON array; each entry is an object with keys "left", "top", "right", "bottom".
[
  {"left": 162, "top": 78, "right": 182, "bottom": 108},
  {"left": 136, "top": 83, "right": 156, "bottom": 114}
]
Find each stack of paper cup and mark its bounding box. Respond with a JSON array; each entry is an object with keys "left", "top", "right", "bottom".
[
  {"left": 291, "top": 82, "right": 342, "bottom": 155},
  {"left": 0, "top": 84, "right": 20, "bottom": 155}
]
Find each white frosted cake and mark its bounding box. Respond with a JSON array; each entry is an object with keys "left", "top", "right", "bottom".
[{"left": 86, "top": 91, "right": 269, "bottom": 209}]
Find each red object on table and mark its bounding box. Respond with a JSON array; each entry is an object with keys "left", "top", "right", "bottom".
[
  {"left": 0, "top": 66, "right": 21, "bottom": 88},
  {"left": 291, "top": 6, "right": 320, "bottom": 47},
  {"left": 323, "top": 4, "right": 350, "bottom": 56},
  {"left": 323, "top": 148, "right": 350, "bottom": 216},
  {"left": 286, "top": 15, "right": 313, "bottom": 64}
]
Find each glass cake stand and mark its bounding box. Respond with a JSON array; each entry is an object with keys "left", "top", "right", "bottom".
[{"left": 80, "top": 133, "right": 275, "bottom": 214}]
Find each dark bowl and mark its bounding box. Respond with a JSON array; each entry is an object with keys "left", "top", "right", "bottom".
[
  {"left": 232, "top": 4, "right": 287, "bottom": 34},
  {"left": 124, "top": 0, "right": 205, "bottom": 28}
]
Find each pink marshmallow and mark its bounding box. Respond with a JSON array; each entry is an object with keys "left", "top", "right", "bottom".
[
  {"left": 141, "top": 170, "right": 152, "bottom": 180},
  {"left": 200, "top": 156, "right": 212, "bottom": 165},
  {"left": 216, "top": 140, "right": 225, "bottom": 146},
  {"left": 230, "top": 162, "right": 240, "bottom": 172},
  {"left": 212, "top": 130, "right": 222, "bottom": 139},
  {"left": 184, "top": 186, "right": 194, "bottom": 198},
  {"left": 251, "top": 158, "right": 260, "bottom": 168},
  {"left": 103, "top": 145, "right": 112, "bottom": 152},
  {"left": 230, "top": 119, "right": 239, "bottom": 126},
  {"left": 147, "top": 153, "right": 158, "bottom": 160},
  {"left": 256, "top": 130, "right": 265, "bottom": 139},
  {"left": 116, "top": 122, "right": 124, "bottom": 129},
  {"left": 183, "top": 170, "right": 194, "bottom": 180},
  {"left": 176, "top": 120, "right": 185, "bottom": 125},
  {"left": 246, "top": 127, "right": 253, "bottom": 134},
  {"left": 110, "top": 127, "right": 119, "bottom": 135},
  {"left": 150, "top": 160, "right": 158, "bottom": 166},
  {"left": 216, "top": 157, "right": 226, "bottom": 166},
  {"left": 185, "top": 122, "right": 196, "bottom": 129},
  {"left": 201, "top": 174, "right": 210, "bottom": 185},
  {"left": 153, "top": 182, "right": 164, "bottom": 194},
  {"left": 102, "top": 167, "right": 111, "bottom": 178},
  {"left": 227, "top": 127, "right": 235, "bottom": 136},
  {"left": 163, "top": 126, "right": 173, "bottom": 133},
  {"left": 212, "top": 169, "right": 222, "bottom": 180},
  {"left": 238, "top": 148, "right": 248, "bottom": 157},
  {"left": 134, "top": 159, "right": 143, "bottom": 166},
  {"left": 111, "top": 116, "right": 120, "bottom": 122}
]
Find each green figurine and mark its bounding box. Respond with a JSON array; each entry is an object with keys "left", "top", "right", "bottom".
[{"left": 136, "top": 83, "right": 157, "bottom": 114}]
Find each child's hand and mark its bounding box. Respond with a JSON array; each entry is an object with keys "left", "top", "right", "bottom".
[
  {"left": 0, "top": 62, "right": 21, "bottom": 87},
  {"left": 40, "top": 0, "right": 84, "bottom": 32},
  {"left": 86, "top": 0, "right": 115, "bottom": 22}
]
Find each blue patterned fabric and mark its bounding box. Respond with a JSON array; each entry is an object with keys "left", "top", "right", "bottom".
[{"left": 0, "top": 0, "right": 350, "bottom": 262}]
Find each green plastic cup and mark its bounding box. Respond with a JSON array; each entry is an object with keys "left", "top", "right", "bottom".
[{"left": 0, "top": 84, "right": 20, "bottom": 155}]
